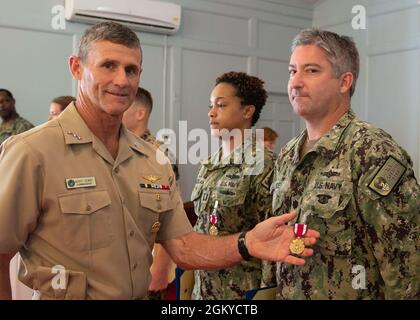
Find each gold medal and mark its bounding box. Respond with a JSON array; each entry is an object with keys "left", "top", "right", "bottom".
[
  {"left": 209, "top": 225, "right": 218, "bottom": 236},
  {"left": 289, "top": 223, "right": 308, "bottom": 255},
  {"left": 289, "top": 238, "right": 305, "bottom": 255}
]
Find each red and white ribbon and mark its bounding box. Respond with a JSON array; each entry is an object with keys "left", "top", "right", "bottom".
[{"left": 294, "top": 223, "right": 308, "bottom": 237}]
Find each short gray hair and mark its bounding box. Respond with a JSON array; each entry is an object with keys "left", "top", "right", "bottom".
[
  {"left": 291, "top": 28, "right": 359, "bottom": 97},
  {"left": 78, "top": 22, "right": 141, "bottom": 62}
]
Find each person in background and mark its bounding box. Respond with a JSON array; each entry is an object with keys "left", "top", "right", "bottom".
[
  {"left": 190, "top": 71, "right": 277, "bottom": 299},
  {"left": 0, "top": 89, "right": 34, "bottom": 145},
  {"left": 262, "top": 127, "right": 278, "bottom": 152},
  {"left": 48, "top": 96, "right": 76, "bottom": 121}
]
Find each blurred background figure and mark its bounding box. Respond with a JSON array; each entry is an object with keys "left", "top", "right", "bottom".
[
  {"left": 48, "top": 95, "right": 76, "bottom": 121},
  {"left": 262, "top": 126, "right": 278, "bottom": 151},
  {"left": 0, "top": 89, "right": 34, "bottom": 145}
]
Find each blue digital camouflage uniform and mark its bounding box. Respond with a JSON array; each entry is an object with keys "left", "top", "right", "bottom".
[
  {"left": 0, "top": 114, "right": 34, "bottom": 145},
  {"left": 191, "top": 138, "right": 276, "bottom": 300},
  {"left": 272, "top": 110, "right": 419, "bottom": 299}
]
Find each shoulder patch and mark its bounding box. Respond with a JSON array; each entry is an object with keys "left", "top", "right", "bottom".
[{"left": 368, "top": 156, "right": 406, "bottom": 196}]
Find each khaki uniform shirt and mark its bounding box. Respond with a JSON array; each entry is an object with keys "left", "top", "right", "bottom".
[
  {"left": 272, "top": 110, "right": 419, "bottom": 299},
  {"left": 0, "top": 103, "right": 192, "bottom": 299},
  {"left": 140, "top": 129, "right": 179, "bottom": 181},
  {"left": 0, "top": 113, "right": 34, "bottom": 145},
  {"left": 191, "top": 138, "right": 276, "bottom": 299}
]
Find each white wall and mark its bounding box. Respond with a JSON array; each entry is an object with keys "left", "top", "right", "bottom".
[
  {"left": 0, "top": 0, "right": 312, "bottom": 200},
  {"left": 313, "top": 0, "right": 420, "bottom": 178}
]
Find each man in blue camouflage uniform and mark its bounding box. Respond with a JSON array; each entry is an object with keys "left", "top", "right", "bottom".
[{"left": 272, "top": 28, "right": 419, "bottom": 299}]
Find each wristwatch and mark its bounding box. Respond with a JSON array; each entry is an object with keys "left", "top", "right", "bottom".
[{"left": 237, "top": 231, "right": 252, "bottom": 261}]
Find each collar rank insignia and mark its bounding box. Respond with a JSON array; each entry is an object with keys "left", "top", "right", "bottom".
[{"left": 143, "top": 175, "right": 161, "bottom": 183}]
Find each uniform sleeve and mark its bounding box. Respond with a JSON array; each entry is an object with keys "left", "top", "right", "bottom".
[
  {"left": 250, "top": 151, "right": 277, "bottom": 287},
  {"left": 0, "top": 136, "right": 43, "bottom": 253},
  {"left": 357, "top": 143, "right": 420, "bottom": 299}
]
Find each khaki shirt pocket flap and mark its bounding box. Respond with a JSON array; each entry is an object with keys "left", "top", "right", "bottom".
[
  {"left": 59, "top": 190, "right": 111, "bottom": 215},
  {"left": 139, "top": 191, "right": 172, "bottom": 213},
  {"left": 34, "top": 266, "right": 87, "bottom": 300}
]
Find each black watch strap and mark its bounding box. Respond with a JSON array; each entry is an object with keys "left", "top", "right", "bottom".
[{"left": 238, "top": 231, "right": 252, "bottom": 261}]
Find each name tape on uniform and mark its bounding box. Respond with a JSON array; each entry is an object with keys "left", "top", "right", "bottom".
[{"left": 65, "top": 177, "right": 96, "bottom": 189}]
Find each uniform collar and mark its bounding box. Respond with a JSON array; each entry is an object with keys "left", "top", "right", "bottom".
[
  {"left": 286, "top": 109, "right": 355, "bottom": 165},
  {"left": 57, "top": 102, "right": 147, "bottom": 158},
  {"left": 57, "top": 102, "right": 94, "bottom": 145}
]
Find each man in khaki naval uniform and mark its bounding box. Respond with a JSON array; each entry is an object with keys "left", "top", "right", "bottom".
[{"left": 0, "top": 22, "right": 319, "bottom": 300}]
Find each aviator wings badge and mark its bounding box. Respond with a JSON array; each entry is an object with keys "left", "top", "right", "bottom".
[{"left": 143, "top": 175, "right": 161, "bottom": 183}]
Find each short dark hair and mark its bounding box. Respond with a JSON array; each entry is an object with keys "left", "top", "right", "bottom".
[
  {"left": 134, "top": 87, "right": 153, "bottom": 112},
  {"left": 51, "top": 96, "right": 76, "bottom": 111},
  {"left": 0, "top": 89, "right": 14, "bottom": 100},
  {"left": 215, "top": 71, "right": 267, "bottom": 126},
  {"left": 292, "top": 28, "right": 360, "bottom": 97},
  {"left": 78, "top": 22, "right": 141, "bottom": 62}
]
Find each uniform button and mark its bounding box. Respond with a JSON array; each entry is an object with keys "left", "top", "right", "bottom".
[
  {"left": 114, "top": 167, "right": 119, "bottom": 173},
  {"left": 86, "top": 205, "right": 92, "bottom": 211},
  {"left": 129, "top": 230, "right": 134, "bottom": 237},
  {"left": 133, "top": 262, "right": 138, "bottom": 270}
]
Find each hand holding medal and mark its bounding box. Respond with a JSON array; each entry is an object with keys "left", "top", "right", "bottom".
[{"left": 243, "top": 211, "right": 320, "bottom": 266}]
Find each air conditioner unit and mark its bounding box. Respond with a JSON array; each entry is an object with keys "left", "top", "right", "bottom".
[{"left": 65, "top": 0, "right": 181, "bottom": 35}]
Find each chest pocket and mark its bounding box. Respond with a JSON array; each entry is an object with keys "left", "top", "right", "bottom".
[
  {"left": 215, "top": 173, "right": 249, "bottom": 208},
  {"left": 59, "top": 190, "right": 113, "bottom": 251},
  {"left": 301, "top": 182, "right": 353, "bottom": 257},
  {"left": 138, "top": 190, "right": 173, "bottom": 213}
]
